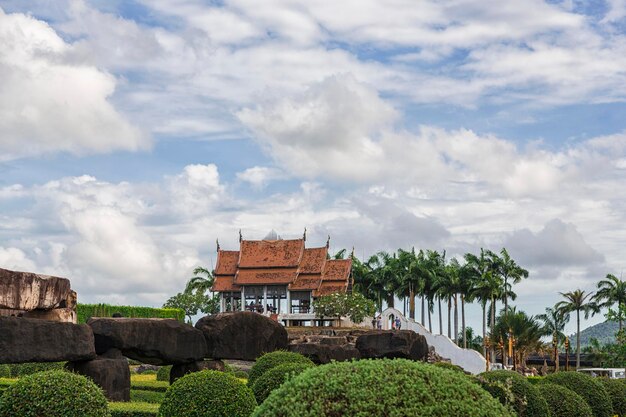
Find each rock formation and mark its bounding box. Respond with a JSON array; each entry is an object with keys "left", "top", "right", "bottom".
[{"left": 355, "top": 330, "right": 429, "bottom": 361}]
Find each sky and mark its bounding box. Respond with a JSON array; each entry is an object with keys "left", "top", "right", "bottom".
[{"left": 1, "top": 0, "right": 626, "bottom": 335}]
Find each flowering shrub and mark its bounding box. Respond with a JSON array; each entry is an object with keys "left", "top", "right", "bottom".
[{"left": 312, "top": 292, "right": 376, "bottom": 324}]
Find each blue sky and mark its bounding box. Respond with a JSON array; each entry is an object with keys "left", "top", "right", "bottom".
[{"left": 1, "top": 0, "right": 626, "bottom": 335}]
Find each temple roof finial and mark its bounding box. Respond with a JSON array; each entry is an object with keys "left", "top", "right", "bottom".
[
  {"left": 239, "top": 229, "right": 243, "bottom": 242},
  {"left": 216, "top": 238, "right": 220, "bottom": 251},
  {"left": 303, "top": 227, "right": 307, "bottom": 242},
  {"left": 326, "top": 235, "right": 331, "bottom": 248},
  {"left": 350, "top": 246, "right": 355, "bottom": 259}
]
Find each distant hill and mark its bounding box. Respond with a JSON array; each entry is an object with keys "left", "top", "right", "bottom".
[{"left": 572, "top": 321, "right": 619, "bottom": 347}]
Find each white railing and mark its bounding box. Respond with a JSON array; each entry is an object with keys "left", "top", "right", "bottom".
[{"left": 381, "top": 307, "right": 486, "bottom": 375}]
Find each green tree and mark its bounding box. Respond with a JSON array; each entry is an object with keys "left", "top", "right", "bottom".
[
  {"left": 185, "top": 266, "right": 215, "bottom": 294},
  {"left": 313, "top": 292, "right": 376, "bottom": 325},
  {"left": 556, "top": 289, "right": 599, "bottom": 369},
  {"left": 497, "top": 248, "right": 528, "bottom": 313},
  {"left": 594, "top": 274, "right": 626, "bottom": 333},
  {"left": 163, "top": 288, "right": 219, "bottom": 324}
]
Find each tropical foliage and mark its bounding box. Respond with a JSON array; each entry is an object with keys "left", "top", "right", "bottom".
[{"left": 312, "top": 292, "right": 376, "bottom": 325}]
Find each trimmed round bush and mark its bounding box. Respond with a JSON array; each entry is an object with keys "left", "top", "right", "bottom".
[
  {"left": 156, "top": 365, "right": 172, "bottom": 382},
  {"left": 433, "top": 362, "right": 465, "bottom": 373},
  {"left": 8, "top": 362, "right": 66, "bottom": 377},
  {"left": 544, "top": 371, "right": 612, "bottom": 417},
  {"left": 253, "top": 358, "right": 514, "bottom": 417},
  {"left": 0, "top": 370, "right": 109, "bottom": 417},
  {"left": 248, "top": 351, "right": 314, "bottom": 387},
  {"left": 0, "top": 365, "right": 10, "bottom": 378},
  {"left": 536, "top": 383, "right": 593, "bottom": 417},
  {"left": 158, "top": 370, "right": 256, "bottom": 417},
  {"left": 251, "top": 362, "right": 314, "bottom": 404},
  {"left": 598, "top": 378, "right": 626, "bottom": 417},
  {"left": 479, "top": 370, "right": 549, "bottom": 417}
]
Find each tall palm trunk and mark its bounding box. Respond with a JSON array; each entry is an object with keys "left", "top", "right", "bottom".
[
  {"left": 482, "top": 302, "right": 487, "bottom": 357},
  {"left": 409, "top": 288, "right": 415, "bottom": 319},
  {"left": 576, "top": 309, "right": 581, "bottom": 369},
  {"left": 504, "top": 277, "right": 508, "bottom": 313},
  {"left": 438, "top": 298, "right": 443, "bottom": 335},
  {"left": 619, "top": 301, "right": 623, "bottom": 333},
  {"left": 461, "top": 294, "right": 467, "bottom": 349},
  {"left": 453, "top": 294, "right": 458, "bottom": 344},
  {"left": 428, "top": 305, "right": 432, "bottom": 333},
  {"left": 447, "top": 296, "right": 452, "bottom": 338},
  {"left": 490, "top": 297, "right": 496, "bottom": 361},
  {"left": 386, "top": 294, "right": 395, "bottom": 309},
  {"left": 421, "top": 295, "right": 425, "bottom": 325}
]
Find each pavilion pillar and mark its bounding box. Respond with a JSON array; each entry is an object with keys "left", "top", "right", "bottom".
[
  {"left": 241, "top": 287, "right": 245, "bottom": 311},
  {"left": 220, "top": 293, "right": 226, "bottom": 312},
  {"left": 263, "top": 286, "right": 268, "bottom": 314},
  {"left": 286, "top": 291, "right": 291, "bottom": 314}
]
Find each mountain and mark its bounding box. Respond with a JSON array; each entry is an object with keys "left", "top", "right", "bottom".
[{"left": 572, "top": 321, "right": 619, "bottom": 347}]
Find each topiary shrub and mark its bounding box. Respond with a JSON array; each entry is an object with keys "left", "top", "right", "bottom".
[
  {"left": 479, "top": 370, "right": 549, "bottom": 417},
  {"left": 543, "top": 371, "right": 612, "bottom": 417},
  {"left": 158, "top": 370, "right": 256, "bottom": 417},
  {"left": 526, "top": 376, "right": 544, "bottom": 385},
  {"left": 251, "top": 362, "right": 314, "bottom": 404},
  {"left": 156, "top": 365, "right": 171, "bottom": 382},
  {"left": 0, "top": 365, "right": 10, "bottom": 378},
  {"left": 248, "top": 351, "right": 314, "bottom": 387},
  {"left": 0, "top": 370, "right": 109, "bottom": 417},
  {"left": 598, "top": 378, "right": 626, "bottom": 417},
  {"left": 536, "top": 383, "right": 593, "bottom": 417},
  {"left": 253, "top": 358, "right": 514, "bottom": 417}
]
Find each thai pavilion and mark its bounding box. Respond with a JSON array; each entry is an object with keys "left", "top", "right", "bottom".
[{"left": 211, "top": 230, "right": 352, "bottom": 326}]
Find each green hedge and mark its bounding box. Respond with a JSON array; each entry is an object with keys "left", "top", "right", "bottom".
[
  {"left": 159, "top": 370, "right": 256, "bottom": 417},
  {"left": 536, "top": 383, "right": 593, "bottom": 417},
  {"left": 131, "top": 380, "right": 169, "bottom": 393},
  {"left": 479, "top": 370, "right": 549, "bottom": 417},
  {"left": 0, "top": 366, "right": 9, "bottom": 379},
  {"left": 543, "top": 371, "right": 612, "bottom": 417},
  {"left": 110, "top": 402, "right": 159, "bottom": 417},
  {"left": 248, "top": 351, "right": 314, "bottom": 387},
  {"left": 130, "top": 390, "right": 165, "bottom": 404},
  {"left": 598, "top": 378, "right": 626, "bottom": 417},
  {"left": 0, "top": 370, "right": 109, "bottom": 417},
  {"left": 7, "top": 362, "right": 66, "bottom": 377},
  {"left": 77, "top": 304, "right": 184, "bottom": 323},
  {"left": 156, "top": 366, "right": 171, "bottom": 382},
  {"left": 253, "top": 358, "right": 514, "bottom": 417},
  {"left": 433, "top": 362, "right": 465, "bottom": 373},
  {"left": 251, "top": 362, "right": 314, "bottom": 404},
  {"left": 526, "top": 376, "right": 544, "bottom": 385}
]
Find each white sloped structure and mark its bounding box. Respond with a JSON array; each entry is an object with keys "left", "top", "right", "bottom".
[{"left": 381, "top": 307, "right": 486, "bottom": 375}]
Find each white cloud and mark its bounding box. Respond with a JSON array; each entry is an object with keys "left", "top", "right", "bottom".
[
  {"left": 0, "top": 8, "right": 149, "bottom": 161},
  {"left": 236, "top": 166, "right": 283, "bottom": 189}
]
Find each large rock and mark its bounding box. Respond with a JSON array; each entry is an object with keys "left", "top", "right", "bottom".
[
  {"left": 170, "top": 360, "right": 225, "bottom": 384},
  {"left": 0, "top": 317, "right": 96, "bottom": 363},
  {"left": 289, "top": 343, "right": 361, "bottom": 364},
  {"left": 23, "top": 308, "right": 77, "bottom": 323},
  {"left": 356, "top": 330, "right": 428, "bottom": 361},
  {"left": 67, "top": 352, "right": 130, "bottom": 402},
  {"left": 0, "top": 268, "right": 73, "bottom": 310},
  {"left": 88, "top": 318, "right": 207, "bottom": 365},
  {"left": 195, "top": 312, "right": 288, "bottom": 360}
]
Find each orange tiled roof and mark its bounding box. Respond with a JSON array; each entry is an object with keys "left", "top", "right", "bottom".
[
  {"left": 235, "top": 268, "right": 298, "bottom": 285},
  {"left": 214, "top": 250, "right": 239, "bottom": 275},
  {"left": 314, "top": 280, "right": 349, "bottom": 297},
  {"left": 212, "top": 275, "right": 241, "bottom": 292},
  {"left": 322, "top": 259, "right": 352, "bottom": 281},
  {"left": 289, "top": 274, "right": 322, "bottom": 291},
  {"left": 298, "top": 247, "right": 328, "bottom": 274},
  {"left": 238, "top": 239, "right": 304, "bottom": 268}
]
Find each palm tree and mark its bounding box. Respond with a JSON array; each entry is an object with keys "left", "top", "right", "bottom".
[
  {"left": 494, "top": 308, "right": 547, "bottom": 369},
  {"left": 352, "top": 255, "right": 387, "bottom": 313},
  {"left": 497, "top": 248, "right": 528, "bottom": 312},
  {"left": 185, "top": 266, "right": 215, "bottom": 294},
  {"left": 593, "top": 274, "right": 626, "bottom": 332},
  {"left": 458, "top": 326, "right": 483, "bottom": 352},
  {"left": 556, "top": 290, "right": 598, "bottom": 369},
  {"left": 537, "top": 306, "right": 570, "bottom": 370}
]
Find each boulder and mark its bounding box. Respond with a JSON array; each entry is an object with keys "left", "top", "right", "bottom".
[
  {"left": 0, "top": 268, "right": 73, "bottom": 310},
  {"left": 289, "top": 343, "right": 361, "bottom": 364},
  {"left": 67, "top": 356, "right": 130, "bottom": 402},
  {"left": 136, "top": 364, "right": 159, "bottom": 374},
  {"left": 170, "top": 360, "right": 225, "bottom": 384},
  {"left": 355, "top": 330, "right": 428, "bottom": 361},
  {"left": 88, "top": 318, "right": 207, "bottom": 365},
  {"left": 22, "top": 308, "right": 77, "bottom": 323},
  {"left": 0, "top": 317, "right": 96, "bottom": 363},
  {"left": 195, "top": 312, "right": 288, "bottom": 360}
]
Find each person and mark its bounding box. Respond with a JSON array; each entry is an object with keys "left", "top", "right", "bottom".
[
  {"left": 376, "top": 316, "right": 382, "bottom": 330},
  {"left": 371, "top": 318, "right": 377, "bottom": 329},
  {"left": 395, "top": 317, "right": 401, "bottom": 330}
]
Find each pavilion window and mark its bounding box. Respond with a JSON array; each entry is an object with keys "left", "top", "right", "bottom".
[
  {"left": 244, "top": 286, "right": 264, "bottom": 312},
  {"left": 290, "top": 291, "right": 311, "bottom": 314},
  {"left": 266, "top": 285, "right": 287, "bottom": 314},
  {"left": 223, "top": 291, "right": 241, "bottom": 312}
]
